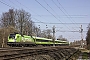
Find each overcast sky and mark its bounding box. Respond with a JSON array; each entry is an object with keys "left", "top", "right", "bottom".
[{"left": 0, "top": 0, "right": 90, "bottom": 42}]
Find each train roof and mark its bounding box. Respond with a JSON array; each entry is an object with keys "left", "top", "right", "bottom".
[
  {"left": 32, "top": 36, "right": 52, "bottom": 41},
  {"left": 32, "top": 36, "right": 68, "bottom": 42},
  {"left": 55, "top": 40, "right": 68, "bottom": 42}
]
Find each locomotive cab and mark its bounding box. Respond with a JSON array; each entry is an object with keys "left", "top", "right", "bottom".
[{"left": 8, "top": 34, "right": 16, "bottom": 42}]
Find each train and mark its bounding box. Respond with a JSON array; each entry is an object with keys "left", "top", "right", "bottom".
[{"left": 7, "top": 33, "right": 69, "bottom": 47}]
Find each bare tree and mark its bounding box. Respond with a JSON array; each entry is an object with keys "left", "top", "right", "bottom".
[
  {"left": 57, "top": 35, "right": 63, "bottom": 40},
  {"left": 32, "top": 27, "right": 41, "bottom": 37},
  {"left": 41, "top": 29, "right": 53, "bottom": 39},
  {"left": 0, "top": 9, "right": 34, "bottom": 35},
  {"left": 0, "top": 27, "right": 18, "bottom": 47},
  {"left": 14, "top": 9, "right": 32, "bottom": 35},
  {"left": 1, "top": 9, "right": 16, "bottom": 27},
  {"left": 86, "top": 23, "right": 90, "bottom": 49},
  {"left": 57, "top": 35, "right": 67, "bottom": 41}
]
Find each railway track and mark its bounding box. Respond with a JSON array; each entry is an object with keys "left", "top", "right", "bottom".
[{"left": 0, "top": 46, "right": 79, "bottom": 60}]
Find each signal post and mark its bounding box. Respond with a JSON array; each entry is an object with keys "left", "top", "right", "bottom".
[{"left": 52, "top": 25, "right": 55, "bottom": 47}]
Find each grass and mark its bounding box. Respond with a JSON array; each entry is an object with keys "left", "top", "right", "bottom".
[{"left": 82, "top": 52, "right": 88, "bottom": 59}]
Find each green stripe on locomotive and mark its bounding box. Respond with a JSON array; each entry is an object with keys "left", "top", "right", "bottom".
[{"left": 35, "top": 42, "right": 53, "bottom": 44}]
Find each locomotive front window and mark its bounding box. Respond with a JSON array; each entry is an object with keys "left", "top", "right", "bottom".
[{"left": 9, "top": 34, "right": 15, "bottom": 39}]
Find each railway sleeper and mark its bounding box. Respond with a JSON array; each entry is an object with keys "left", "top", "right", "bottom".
[{"left": 1, "top": 52, "right": 35, "bottom": 60}]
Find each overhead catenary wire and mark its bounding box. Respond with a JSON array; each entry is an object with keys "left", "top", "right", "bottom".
[
  {"left": 35, "top": 0, "right": 78, "bottom": 38},
  {"left": 1, "top": 0, "right": 87, "bottom": 30},
  {"left": 52, "top": 0, "right": 79, "bottom": 31},
  {"left": 9, "top": 0, "right": 20, "bottom": 8},
  {"left": 15, "top": 0, "right": 52, "bottom": 28},
  {"left": 43, "top": 0, "right": 80, "bottom": 31},
  {"left": 0, "top": 0, "right": 50, "bottom": 28},
  {"left": 43, "top": 0, "right": 70, "bottom": 26},
  {"left": 0, "top": 0, "right": 13, "bottom": 8},
  {"left": 34, "top": 22, "right": 89, "bottom": 24},
  {"left": 15, "top": 0, "right": 52, "bottom": 22},
  {"left": 15, "top": 0, "right": 41, "bottom": 17},
  {"left": 57, "top": 0, "right": 79, "bottom": 26},
  {"left": 32, "top": 17, "right": 46, "bottom": 24},
  {"left": 57, "top": 0, "right": 82, "bottom": 29},
  {"left": 5, "top": 0, "right": 52, "bottom": 28},
  {"left": 35, "top": 0, "right": 71, "bottom": 31},
  {"left": 32, "top": 15, "right": 87, "bottom": 18},
  {"left": 3, "top": 0, "right": 86, "bottom": 31},
  {"left": 0, "top": 0, "right": 88, "bottom": 42},
  {"left": 10, "top": 0, "right": 44, "bottom": 23}
]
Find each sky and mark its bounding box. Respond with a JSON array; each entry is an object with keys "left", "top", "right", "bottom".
[{"left": 0, "top": 0, "right": 90, "bottom": 42}]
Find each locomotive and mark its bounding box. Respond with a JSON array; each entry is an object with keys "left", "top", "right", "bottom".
[{"left": 7, "top": 33, "right": 69, "bottom": 47}]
